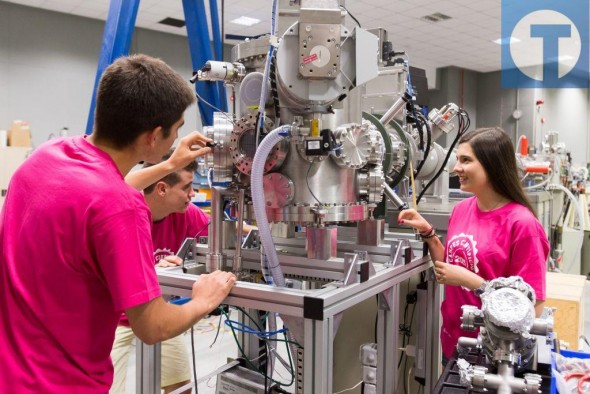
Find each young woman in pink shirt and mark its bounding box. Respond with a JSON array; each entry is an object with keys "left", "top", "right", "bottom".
[{"left": 398, "top": 127, "right": 549, "bottom": 362}]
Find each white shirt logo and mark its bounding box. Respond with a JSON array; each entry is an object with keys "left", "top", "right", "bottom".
[{"left": 446, "top": 233, "right": 479, "bottom": 273}]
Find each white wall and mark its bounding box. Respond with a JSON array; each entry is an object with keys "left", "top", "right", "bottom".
[
  {"left": 0, "top": 1, "right": 201, "bottom": 148},
  {"left": 538, "top": 88, "right": 590, "bottom": 166},
  {"left": 474, "top": 69, "right": 590, "bottom": 166}
]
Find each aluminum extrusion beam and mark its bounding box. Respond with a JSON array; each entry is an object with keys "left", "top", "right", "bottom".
[
  {"left": 136, "top": 341, "right": 161, "bottom": 394},
  {"left": 154, "top": 255, "right": 431, "bottom": 393}
]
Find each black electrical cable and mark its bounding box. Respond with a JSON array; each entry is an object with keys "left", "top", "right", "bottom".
[
  {"left": 397, "top": 301, "right": 410, "bottom": 368},
  {"left": 234, "top": 306, "right": 272, "bottom": 393},
  {"left": 413, "top": 112, "right": 432, "bottom": 178},
  {"left": 306, "top": 160, "right": 323, "bottom": 205},
  {"left": 405, "top": 97, "right": 424, "bottom": 151},
  {"left": 269, "top": 50, "right": 281, "bottom": 124},
  {"left": 374, "top": 295, "right": 378, "bottom": 343},
  {"left": 416, "top": 110, "right": 470, "bottom": 204},
  {"left": 551, "top": 199, "right": 569, "bottom": 252},
  {"left": 209, "top": 313, "right": 224, "bottom": 348},
  {"left": 397, "top": 279, "right": 411, "bottom": 369},
  {"left": 255, "top": 111, "right": 262, "bottom": 138},
  {"left": 403, "top": 301, "right": 417, "bottom": 394},
  {"left": 221, "top": 307, "right": 295, "bottom": 389},
  {"left": 191, "top": 326, "right": 199, "bottom": 394},
  {"left": 340, "top": 5, "right": 361, "bottom": 27}
]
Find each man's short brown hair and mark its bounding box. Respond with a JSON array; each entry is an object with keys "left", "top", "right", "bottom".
[
  {"left": 143, "top": 149, "right": 198, "bottom": 194},
  {"left": 93, "top": 54, "right": 195, "bottom": 149}
]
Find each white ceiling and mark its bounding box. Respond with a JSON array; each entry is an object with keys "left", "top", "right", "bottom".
[{"left": 5, "top": 0, "right": 505, "bottom": 74}]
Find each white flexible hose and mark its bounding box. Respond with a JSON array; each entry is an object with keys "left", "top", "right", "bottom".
[
  {"left": 550, "top": 183, "right": 585, "bottom": 273},
  {"left": 250, "top": 126, "right": 291, "bottom": 287}
]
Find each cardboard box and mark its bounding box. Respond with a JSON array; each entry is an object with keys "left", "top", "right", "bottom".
[
  {"left": 7, "top": 120, "right": 32, "bottom": 147},
  {"left": 545, "top": 272, "right": 587, "bottom": 348},
  {"left": 7, "top": 129, "right": 31, "bottom": 147}
]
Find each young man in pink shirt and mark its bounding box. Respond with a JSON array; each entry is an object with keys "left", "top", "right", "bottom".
[
  {"left": 111, "top": 151, "right": 255, "bottom": 393},
  {"left": 111, "top": 153, "right": 209, "bottom": 394},
  {"left": 0, "top": 54, "right": 236, "bottom": 393}
]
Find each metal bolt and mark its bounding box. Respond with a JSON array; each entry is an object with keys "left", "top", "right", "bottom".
[
  {"left": 323, "top": 143, "right": 329, "bottom": 148},
  {"left": 308, "top": 35, "right": 313, "bottom": 41},
  {"left": 305, "top": 25, "right": 312, "bottom": 32}
]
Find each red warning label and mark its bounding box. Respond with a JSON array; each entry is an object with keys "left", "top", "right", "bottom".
[{"left": 303, "top": 53, "right": 318, "bottom": 64}]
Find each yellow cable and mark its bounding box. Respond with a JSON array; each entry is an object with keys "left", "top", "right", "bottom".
[{"left": 409, "top": 160, "right": 417, "bottom": 210}]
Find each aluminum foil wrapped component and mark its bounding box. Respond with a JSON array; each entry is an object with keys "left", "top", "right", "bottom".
[
  {"left": 482, "top": 286, "right": 535, "bottom": 334},
  {"left": 482, "top": 276, "right": 536, "bottom": 304},
  {"left": 457, "top": 358, "right": 474, "bottom": 386}
]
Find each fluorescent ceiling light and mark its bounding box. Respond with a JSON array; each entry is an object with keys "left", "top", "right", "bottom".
[
  {"left": 558, "top": 55, "right": 574, "bottom": 61},
  {"left": 493, "top": 37, "right": 521, "bottom": 45},
  {"left": 230, "top": 16, "right": 260, "bottom": 26}
]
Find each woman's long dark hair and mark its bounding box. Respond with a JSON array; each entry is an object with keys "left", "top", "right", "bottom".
[{"left": 459, "top": 127, "right": 535, "bottom": 215}]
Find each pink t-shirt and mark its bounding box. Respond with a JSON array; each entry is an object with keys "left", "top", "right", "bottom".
[
  {"left": 0, "top": 136, "right": 161, "bottom": 393},
  {"left": 119, "top": 204, "right": 209, "bottom": 326},
  {"left": 152, "top": 203, "right": 210, "bottom": 263},
  {"left": 440, "top": 197, "right": 549, "bottom": 358}
]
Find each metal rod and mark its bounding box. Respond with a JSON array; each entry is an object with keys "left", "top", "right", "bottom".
[
  {"left": 379, "top": 93, "right": 409, "bottom": 126},
  {"left": 206, "top": 186, "right": 225, "bottom": 272},
  {"left": 233, "top": 188, "right": 245, "bottom": 273},
  {"left": 383, "top": 183, "right": 408, "bottom": 210},
  {"left": 457, "top": 337, "right": 479, "bottom": 349}
]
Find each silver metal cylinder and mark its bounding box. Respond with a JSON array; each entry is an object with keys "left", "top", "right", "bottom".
[
  {"left": 379, "top": 94, "right": 408, "bottom": 126},
  {"left": 457, "top": 337, "right": 479, "bottom": 349},
  {"left": 221, "top": 221, "right": 237, "bottom": 249},
  {"left": 383, "top": 183, "right": 408, "bottom": 210},
  {"left": 306, "top": 226, "right": 337, "bottom": 260},
  {"left": 233, "top": 189, "right": 245, "bottom": 273},
  {"left": 206, "top": 187, "right": 225, "bottom": 272}
]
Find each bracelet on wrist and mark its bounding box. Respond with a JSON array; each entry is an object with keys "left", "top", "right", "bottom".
[
  {"left": 420, "top": 227, "right": 437, "bottom": 240},
  {"left": 419, "top": 226, "right": 434, "bottom": 237}
]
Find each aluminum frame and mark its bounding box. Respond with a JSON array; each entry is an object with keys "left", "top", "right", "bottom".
[{"left": 137, "top": 246, "right": 439, "bottom": 394}]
